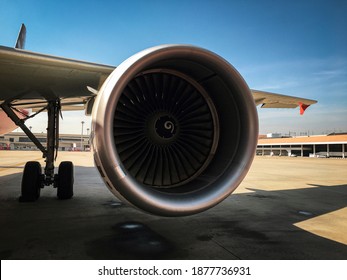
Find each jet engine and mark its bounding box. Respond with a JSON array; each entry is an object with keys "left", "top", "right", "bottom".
[{"left": 91, "top": 45, "right": 258, "bottom": 216}]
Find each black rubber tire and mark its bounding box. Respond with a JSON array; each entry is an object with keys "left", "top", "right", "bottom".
[
  {"left": 56, "top": 161, "right": 74, "bottom": 199},
  {"left": 19, "top": 161, "right": 42, "bottom": 202}
]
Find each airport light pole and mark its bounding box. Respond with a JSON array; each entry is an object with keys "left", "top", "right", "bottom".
[
  {"left": 87, "top": 128, "right": 90, "bottom": 145},
  {"left": 81, "top": 121, "right": 85, "bottom": 151}
]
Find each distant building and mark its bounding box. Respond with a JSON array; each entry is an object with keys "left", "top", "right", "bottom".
[
  {"left": 257, "top": 133, "right": 347, "bottom": 158},
  {"left": 0, "top": 132, "right": 91, "bottom": 151}
]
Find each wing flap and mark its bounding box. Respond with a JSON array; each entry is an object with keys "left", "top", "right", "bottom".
[{"left": 261, "top": 103, "right": 298, "bottom": 109}]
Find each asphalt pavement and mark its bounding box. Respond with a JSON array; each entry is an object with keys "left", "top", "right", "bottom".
[{"left": 0, "top": 151, "right": 346, "bottom": 259}]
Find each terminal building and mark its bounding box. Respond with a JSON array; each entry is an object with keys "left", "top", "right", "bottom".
[
  {"left": 0, "top": 132, "right": 91, "bottom": 151},
  {"left": 1, "top": 131, "right": 347, "bottom": 158},
  {"left": 257, "top": 133, "right": 347, "bottom": 158}
]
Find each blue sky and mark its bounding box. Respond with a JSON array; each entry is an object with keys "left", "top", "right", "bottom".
[{"left": 1, "top": 0, "right": 346, "bottom": 135}]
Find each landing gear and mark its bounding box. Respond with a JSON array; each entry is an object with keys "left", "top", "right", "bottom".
[
  {"left": 55, "top": 161, "right": 74, "bottom": 199},
  {"left": 19, "top": 161, "right": 43, "bottom": 202},
  {"left": 0, "top": 100, "right": 74, "bottom": 201}
]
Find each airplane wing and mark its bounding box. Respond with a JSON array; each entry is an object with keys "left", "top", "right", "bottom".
[
  {"left": 252, "top": 89, "right": 317, "bottom": 115},
  {"left": 1, "top": 45, "right": 317, "bottom": 116},
  {"left": 0, "top": 45, "right": 114, "bottom": 111}
]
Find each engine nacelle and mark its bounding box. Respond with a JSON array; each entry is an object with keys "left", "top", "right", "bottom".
[{"left": 91, "top": 45, "right": 258, "bottom": 216}]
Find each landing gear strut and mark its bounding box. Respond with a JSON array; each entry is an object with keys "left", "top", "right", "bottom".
[{"left": 0, "top": 100, "right": 74, "bottom": 201}]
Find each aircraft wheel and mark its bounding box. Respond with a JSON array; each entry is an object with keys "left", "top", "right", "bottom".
[
  {"left": 19, "top": 161, "right": 42, "bottom": 202},
  {"left": 56, "top": 161, "right": 74, "bottom": 199}
]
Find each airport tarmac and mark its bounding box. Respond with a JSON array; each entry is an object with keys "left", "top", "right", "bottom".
[{"left": 0, "top": 150, "right": 346, "bottom": 260}]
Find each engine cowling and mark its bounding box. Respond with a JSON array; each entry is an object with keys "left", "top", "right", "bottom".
[{"left": 91, "top": 45, "right": 258, "bottom": 216}]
